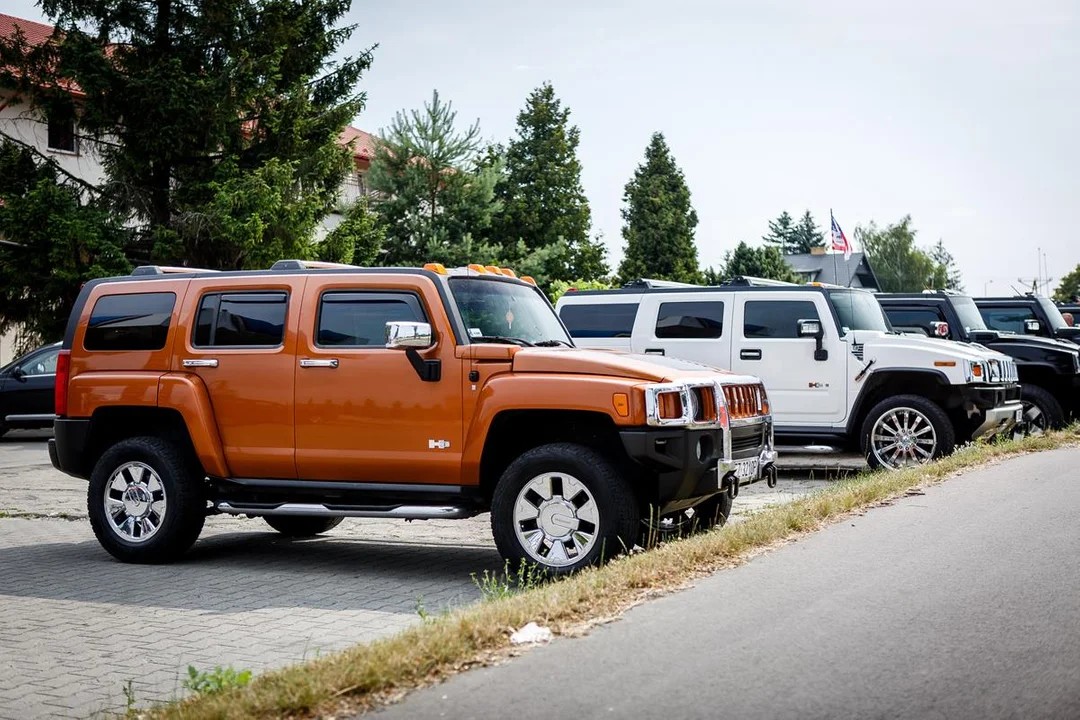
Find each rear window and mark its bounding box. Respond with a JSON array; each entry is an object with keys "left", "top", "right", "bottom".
[
  {"left": 84, "top": 292, "right": 176, "bottom": 351},
  {"left": 560, "top": 303, "right": 638, "bottom": 338},
  {"left": 655, "top": 301, "right": 724, "bottom": 339},
  {"left": 194, "top": 292, "right": 287, "bottom": 347}
]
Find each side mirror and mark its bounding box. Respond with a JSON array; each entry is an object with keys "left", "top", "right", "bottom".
[
  {"left": 931, "top": 321, "right": 950, "bottom": 338},
  {"left": 386, "top": 321, "right": 434, "bottom": 349},
  {"left": 10, "top": 366, "right": 26, "bottom": 381},
  {"left": 1024, "top": 319, "right": 1041, "bottom": 334},
  {"left": 797, "top": 318, "right": 828, "bottom": 361}
]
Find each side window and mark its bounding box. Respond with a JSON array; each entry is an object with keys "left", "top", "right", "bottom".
[
  {"left": 193, "top": 292, "right": 287, "bottom": 347},
  {"left": 84, "top": 292, "right": 176, "bottom": 351},
  {"left": 655, "top": 301, "right": 724, "bottom": 339},
  {"left": 317, "top": 292, "right": 425, "bottom": 347},
  {"left": 559, "top": 303, "right": 638, "bottom": 338},
  {"left": 743, "top": 300, "right": 820, "bottom": 339},
  {"left": 979, "top": 306, "right": 1035, "bottom": 334},
  {"left": 882, "top": 307, "right": 945, "bottom": 336},
  {"left": 19, "top": 348, "right": 59, "bottom": 376}
]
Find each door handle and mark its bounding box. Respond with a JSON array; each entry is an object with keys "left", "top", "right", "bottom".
[
  {"left": 299, "top": 358, "right": 339, "bottom": 369},
  {"left": 182, "top": 358, "right": 219, "bottom": 368},
  {"left": 644, "top": 348, "right": 665, "bottom": 356},
  {"left": 740, "top": 349, "right": 762, "bottom": 361}
]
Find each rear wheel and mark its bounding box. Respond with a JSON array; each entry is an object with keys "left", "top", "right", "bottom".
[
  {"left": 263, "top": 516, "right": 343, "bottom": 537},
  {"left": 491, "top": 443, "right": 638, "bottom": 575},
  {"left": 861, "top": 395, "right": 955, "bottom": 471},
  {"left": 1014, "top": 384, "right": 1064, "bottom": 437}
]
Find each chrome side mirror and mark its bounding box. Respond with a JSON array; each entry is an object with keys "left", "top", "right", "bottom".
[
  {"left": 797, "top": 319, "right": 822, "bottom": 338},
  {"left": 1023, "top": 319, "right": 1041, "bottom": 334},
  {"left": 386, "top": 321, "right": 434, "bottom": 349},
  {"left": 931, "top": 321, "right": 950, "bottom": 338}
]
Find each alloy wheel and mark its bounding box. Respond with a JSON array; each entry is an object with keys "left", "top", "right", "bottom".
[
  {"left": 513, "top": 472, "right": 599, "bottom": 567},
  {"left": 104, "top": 461, "right": 168, "bottom": 543},
  {"left": 870, "top": 407, "right": 938, "bottom": 470}
]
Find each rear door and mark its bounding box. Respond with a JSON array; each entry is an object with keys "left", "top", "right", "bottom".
[
  {"left": 728, "top": 292, "right": 848, "bottom": 425},
  {"left": 557, "top": 295, "right": 641, "bottom": 351},
  {"left": 630, "top": 292, "right": 733, "bottom": 368}
]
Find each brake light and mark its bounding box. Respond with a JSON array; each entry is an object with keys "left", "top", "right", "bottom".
[{"left": 54, "top": 349, "right": 70, "bottom": 417}]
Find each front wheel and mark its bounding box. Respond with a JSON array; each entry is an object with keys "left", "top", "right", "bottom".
[
  {"left": 264, "top": 516, "right": 343, "bottom": 537},
  {"left": 861, "top": 395, "right": 955, "bottom": 471},
  {"left": 490, "top": 443, "right": 639, "bottom": 575},
  {"left": 1013, "top": 384, "right": 1064, "bottom": 438}
]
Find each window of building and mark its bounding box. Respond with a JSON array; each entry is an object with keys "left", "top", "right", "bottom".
[
  {"left": 316, "top": 292, "right": 425, "bottom": 347},
  {"left": 655, "top": 301, "right": 724, "bottom": 339},
  {"left": 743, "top": 300, "right": 820, "bottom": 339},
  {"left": 84, "top": 293, "right": 176, "bottom": 351},
  {"left": 193, "top": 292, "right": 287, "bottom": 347},
  {"left": 47, "top": 116, "right": 77, "bottom": 154},
  {"left": 559, "top": 303, "right": 638, "bottom": 338}
]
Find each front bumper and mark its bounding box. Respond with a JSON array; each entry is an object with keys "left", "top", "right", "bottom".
[
  {"left": 962, "top": 383, "right": 1023, "bottom": 440},
  {"left": 619, "top": 419, "right": 777, "bottom": 510}
]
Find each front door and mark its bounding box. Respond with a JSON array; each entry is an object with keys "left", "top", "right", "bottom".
[
  {"left": 293, "top": 278, "right": 464, "bottom": 483},
  {"left": 2, "top": 345, "right": 59, "bottom": 423},
  {"left": 729, "top": 294, "right": 848, "bottom": 426}
]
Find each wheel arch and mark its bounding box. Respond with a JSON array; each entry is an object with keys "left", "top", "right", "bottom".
[{"left": 847, "top": 369, "right": 952, "bottom": 436}]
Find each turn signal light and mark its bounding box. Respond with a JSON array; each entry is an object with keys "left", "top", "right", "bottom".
[
  {"left": 612, "top": 393, "right": 629, "bottom": 417},
  {"left": 656, "top": 391, "right": 683, "bottom": 420},
  {"left": 423, "top": 262, "right": 447, "bottom": 275}
]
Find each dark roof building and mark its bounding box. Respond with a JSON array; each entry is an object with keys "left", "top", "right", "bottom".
[{"left": 786, "top": 247, "right": 880, "bottom": 290}]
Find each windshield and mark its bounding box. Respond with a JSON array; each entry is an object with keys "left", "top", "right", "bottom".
[
  {"left": 1037, "top": 297, "right": 1068, "bottom": 330},
  {"left": 449, "top": 278, "right": 573, "bottom": 346},
  {"left": 952, "top": 297, "right": 988, "bottom": 333},
  {"left": 827, "top": 290, "right": 891, "bottom": 333}
]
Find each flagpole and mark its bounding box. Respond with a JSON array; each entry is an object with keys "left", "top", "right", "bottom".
[{"left": 830, "top": 208, "right": 839, "bottom": 286}]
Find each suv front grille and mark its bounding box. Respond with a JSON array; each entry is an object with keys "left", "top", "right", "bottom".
[
  {"left": 730, "top": 424, "right": 765, "bottom": 454},
  {"left": 723, "top": 383, "right": 767, "bottom": 420},
  {"left": 986, "top": 358, "right": 1018, "bottom": 384},
  {"left": 691, "top": 385, "right": 718, "bottom": 424}
]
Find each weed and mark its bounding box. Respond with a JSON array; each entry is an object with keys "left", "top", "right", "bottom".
[
  {"left": 472, "top": 558, "right": 546, "bottom": 601},
  {"left": 122, "top": 680, "right": 137, "bottom": 719},
  {"left": 415, "top": 595, "right": 429, "bottom": 622},
  {"left": 182, "top": 665, "right": 252, "bottom": 696}
]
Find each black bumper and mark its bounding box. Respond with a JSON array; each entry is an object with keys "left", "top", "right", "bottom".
[
  {"left": 960, "top": 383, "right": 1021, "bottom": 410},
  {"left": 49, "top": 418, "right": 91, "bottom": 479}
]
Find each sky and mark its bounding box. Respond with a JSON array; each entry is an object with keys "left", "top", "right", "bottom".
[{"left": 6, "top": 0, "right": 1079, "bottom": 295}]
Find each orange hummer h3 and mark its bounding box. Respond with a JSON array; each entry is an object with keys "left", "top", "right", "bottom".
[{"left": 49, "top": 260, "right": 777, "bottom": 573}]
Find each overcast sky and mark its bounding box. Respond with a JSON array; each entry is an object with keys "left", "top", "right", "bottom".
[{"left": 7, "top": 0, "right": 1079, "bottom": 295}]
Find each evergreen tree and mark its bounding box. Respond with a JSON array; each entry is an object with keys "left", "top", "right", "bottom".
[
  {"left": 491, "top": 83, "right": 606, "bottom": 281},
  {"left": 790, "top": 210, "right": 825, "bottom": 254},
  {"left": 721, "top": 241, "right": 800, "bottom": 283},
  {"left": 317, "top": 197, "right": 385, "bottom": 265},
  {"left": 0, "top": 0, "right": 371, "bottom": 269},
  {"left": 367, "top": 90, "right": 501, "bottom": 266},
  {"left": 1054, "top": 265, "right": 1080, "bottom": 303},
  {"left": 618, "top": 132, "right": 700, "bottom": 284},
  {"left": 928, "top": 239, "right": 964, "bottom": 291},
  {"left": 856, "top": 216, "right": 938, "bottom": 292},
  {"left": 762, "top": 211, "right": 796, "bottom": 254}
]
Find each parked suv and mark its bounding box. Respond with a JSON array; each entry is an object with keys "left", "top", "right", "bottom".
[
  {"left": 975, "top": 295, "right": 1080, "bottom": 345},
  {"left": 49, "top": 261, "right": 776, "bottom": 573},
  {"left": 878, "top": 291, "right": 1080, "bottom": 432},
  {"left": 0, "top": 341, "right": 60, "bottom": 436},
  {"left": 557, "top": 278, "right": 1022, "bottom": 470}
]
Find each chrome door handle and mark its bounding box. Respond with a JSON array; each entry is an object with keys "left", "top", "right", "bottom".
[
  {"left": 299, "top": 358, "right": 339, "bottom": 369},
  {"left": 182, "top": 359, "right": 219, "bottom": 368}
]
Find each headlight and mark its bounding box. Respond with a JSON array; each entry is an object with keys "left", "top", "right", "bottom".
[
  {"left": 964, "top": 360, "right": 986, "bottom": 383},
  {"left": 644, "top": 381, "right": 724, "bottom": 427}
]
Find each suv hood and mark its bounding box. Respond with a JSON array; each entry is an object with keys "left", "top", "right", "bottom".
[
  {"left": 970, "top": 330, "right": 1080, "bottom": 355},
  {"left": 511, "top": 348, "right": 734, "bottom": 383},
  {"left": 1055, "top": 326, "right": 1080, "bottom": 344},
  {"left": 851, "top": 330, "right": 1012, "bottom": 363}
]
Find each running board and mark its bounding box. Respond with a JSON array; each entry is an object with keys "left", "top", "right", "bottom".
[{"left": 214, "top": 501, "right": 478, "bottom": 520}]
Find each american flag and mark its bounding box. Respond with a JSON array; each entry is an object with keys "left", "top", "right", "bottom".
[{"left": 831, "top": 212, "right": 852, "bottom": 261}]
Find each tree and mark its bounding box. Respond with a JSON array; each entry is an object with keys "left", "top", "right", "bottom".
[
  {"left": 367, "top": 90, "right": 501, "bottom": 266},
  {"left": 856, "top": 216, "right": 938, "bottom": 292},
  {"left": 618, "top": 132, "right": 700, "bottom": 284},
  {"left": 720, "top": 241, "right": 800, "bottom": 283},
  {"left": 1055, "top": 265, "right": 1080, "bottom": 303},
  {"left": 0, "top": 0, "right": 371, "bottom": 269},
  {"left": 762, "top": 211, "right": 796, "bottom": 254},
  {"left": 490, "top": 83, "right": 607, "bottom": 281},
  {"left": 0, "top": 140, "right": 130, "bottom": 348},
  {"left": 928, "top": 239, "right": 964, "bottom": 291},
  {"left": 317, "top": 197, "right": 385, "bottom": 265},
  {"left": 790, "top": 210, "right": 825, "bottom": 254}
]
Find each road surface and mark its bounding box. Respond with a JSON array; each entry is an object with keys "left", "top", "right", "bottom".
[{"left": 373, "top": 448, "right": 1080, "bottom": 720}]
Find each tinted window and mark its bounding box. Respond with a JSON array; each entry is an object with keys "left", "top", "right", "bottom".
[
  {"left": 18, "top": 348, "right": 59, "bottom": 375},
  {"left": 560, "top": 303, "right": 638, "bottom": 338},
  {"left": 882, "top": 307, "right": 944, "bottom": 336},
  {"left": 317, "top": 292, "right": 424, "bottom": 347},
  {"left": 655, "top": 301, "right": 724, "bottom": 339},
  {"left": 827, "top": 290, "right": 890, "bottom": 333},
  {"left": 84, "top": 293, "right": 176, "bottom": 351},
  {"left": 979, "top": 306, "right": 1036, "bottom": 335},
  {"left": 743, "top": 301, "right": 820, "bottom": 339},
  {"left": 193, "top": 292, "right": 287, "bottom": 347}
]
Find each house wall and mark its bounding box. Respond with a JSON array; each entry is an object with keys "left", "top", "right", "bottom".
[{"left": 0, "top": 92, "right": 107, "bottom": 187}]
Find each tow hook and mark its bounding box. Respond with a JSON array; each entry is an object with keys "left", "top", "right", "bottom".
[
  {"left": 724, "top": 472, "right": 740, "bottom": 499},
  {"left": 764, "top": 463, "right": 778, "bottom": 489}
]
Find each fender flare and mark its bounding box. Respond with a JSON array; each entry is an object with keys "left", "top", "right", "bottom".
[{"left": 158, "top": 373, "right": 229, "bottom": 478}]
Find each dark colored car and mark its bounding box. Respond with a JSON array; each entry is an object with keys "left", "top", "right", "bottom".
[
  {"left": 1058, "top": 303, "right": 1080, "bottom": 326},
  {"left": 975, "top": 295, "right": 1080, "bottom": 345},
  {"left": 0, "top": 342, "right": 60, "bottom": 436},
  {"left": 879, "top": 292, "right": 1080, "bottom": 432}
]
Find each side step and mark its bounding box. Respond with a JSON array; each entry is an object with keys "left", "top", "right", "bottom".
[{"left": 214, "top": 501, "right": 479, "bottom": 520}]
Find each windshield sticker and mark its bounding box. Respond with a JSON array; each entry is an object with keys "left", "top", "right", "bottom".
[{"left": 469, "top": 327, "right": 483, "bottom": 338}]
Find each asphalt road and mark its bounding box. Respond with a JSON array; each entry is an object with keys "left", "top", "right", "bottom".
[{"left": 373, "top": 448, "right": 1080, "bottom": 720}]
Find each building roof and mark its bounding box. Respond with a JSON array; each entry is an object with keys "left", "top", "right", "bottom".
[
  {"left": 786, "top": 251, "right": 880, "bottom": 289},
  {"left": 339, "top": 125, "right": 376, "bottom": 163}
]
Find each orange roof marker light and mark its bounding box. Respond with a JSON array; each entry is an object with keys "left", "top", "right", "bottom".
[
  {"left": 467, "top": 264, "right": 488, "bottom": 274},
  {"left": 423, "top": 262, "right": 447, "bottom": 275},
  {"left": 500, "top": 267, "right": 517, "bottom": 278},
  {"left": 485, "top": 265, "right": 501, "bottom": 274},
  {"left": 520, "top": 276, "right": 537, "bottom": 286}
]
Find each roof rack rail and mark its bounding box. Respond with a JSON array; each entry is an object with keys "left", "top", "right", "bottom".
[
  {"left": 269, "top": 259, "right": 359, "bottom": 271},
  {"left": 131, "top": 265, "right": 218, "bottom": 276},
  {"left": 622, "top": 278, "right": 700, "bottom": 289},
  {"left": 722, "top": 276, "right": 799, "bottom": 287}
]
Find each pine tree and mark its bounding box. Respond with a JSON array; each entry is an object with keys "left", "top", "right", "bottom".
[
  {"left": 491, "top": 83, "right": 606, "bottom": 281},
  {"left": 618, "top": 132, "right": 700, "bottom": 284},
  {"left": 721, "top": 241, "right": 799, "bottom": 283},
  {"left": 928, "top": 239, "right": 964, "bottom": 291},
  {"left": 763, "top": 211, "right": 797, "bottom": 254},
  {"left": 790, "top": 210, "right": 826, "bottom": 253},
  {"left": 0, "top": 0, "right": 371, "bottom": 269}
]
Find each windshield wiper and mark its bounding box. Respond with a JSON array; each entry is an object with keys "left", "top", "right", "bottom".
[
  {"left": 533, "top": 339, "right": 572, "bottom": 347},
  {"left": 472, "top": 335, "right": 535, "bottom": 347}
]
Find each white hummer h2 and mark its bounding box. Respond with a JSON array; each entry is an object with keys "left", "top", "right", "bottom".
[{"left": 556, "top": 278, "right": 1023, "bottom": 469}]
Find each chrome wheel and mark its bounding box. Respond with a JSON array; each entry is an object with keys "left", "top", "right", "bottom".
[
  {"left": 870, "top": 407, "right": 938, "bottom": 469},
  {"left": 1014, "top": 401, "right": 1048, "bottom": 438},
  {"left": 104, "top": 462, "right": 167, "bottom": 543},
  {"left": 513, "top": 472, "right": 599, "bottom": 568}
]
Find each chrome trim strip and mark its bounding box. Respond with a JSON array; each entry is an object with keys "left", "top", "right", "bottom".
[
  {"left": 214, "top": 502, "right": 477, "bottom": 520},
  {"left": 4, "top": 413, "right": 56, "bottom": 422}
]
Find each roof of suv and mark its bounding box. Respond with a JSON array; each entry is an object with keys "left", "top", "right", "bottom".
[{"left": 560, "top": 281, "right": 868, "bottom": 299}]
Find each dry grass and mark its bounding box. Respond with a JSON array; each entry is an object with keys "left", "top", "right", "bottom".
[{"left": 145, "top": 428, "right": 1079, "bottom": 720}]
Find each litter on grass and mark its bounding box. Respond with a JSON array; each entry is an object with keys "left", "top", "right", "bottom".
[{"left": 510, "top": 622, "right": 553, "bottom": 645}]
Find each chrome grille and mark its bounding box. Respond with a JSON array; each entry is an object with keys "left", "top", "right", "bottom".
[
  {"left": 986, "top": 358, "right": 1018, "bottom": 384},
  {"left": 722, "top": 383, "right": 767, "bottom": 420}
]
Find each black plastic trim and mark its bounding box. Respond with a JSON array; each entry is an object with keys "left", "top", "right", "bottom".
[{"left": 50, "top": 418, "right": 91, "bottom": 478}]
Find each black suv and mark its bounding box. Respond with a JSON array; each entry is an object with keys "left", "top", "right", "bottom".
[
  {"left": 975, "top": 295, "right": 1080, "bottom": 346},
  {"left": 0, "top": 342, "right": 60, "bottom": 436},
  {"left": 879, "top": 292, "right": 1080, "bottom": 432}
]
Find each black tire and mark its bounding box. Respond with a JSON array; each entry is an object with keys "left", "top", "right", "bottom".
[
  {"left": 490, "top": 443, "right": 638, "bottom": 576},
  {"left": 263, "top": 516, "right": 343, "bottom": 537},
  {"left": 692, "top": 492, "right": 733, "bottom": 531},
  {"left": 87, "top": 436, "right": 206, "bottom": 563},
  {"left": 1017, "top": 384, "right": 1065, "bottom": 435},
  {"left": 861, "top": 394, "right": 955, "bottom": 471},
  {"left": 639, "top": 492, "right": 733, "bottom": 547}
]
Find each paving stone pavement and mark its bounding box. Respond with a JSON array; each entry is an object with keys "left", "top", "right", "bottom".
[{"left": 0, "top": 431, "right": 831, "bottom": 719}]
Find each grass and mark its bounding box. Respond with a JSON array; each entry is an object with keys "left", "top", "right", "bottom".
[{"left": 143, "top": 428, "right": 1078, "bottom": 720}]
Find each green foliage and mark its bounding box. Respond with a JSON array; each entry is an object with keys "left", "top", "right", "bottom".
[
  {"left": 762, "top": 211, "right": 796, "bottom": 254},
  {"left": 318, "top": 197, "right": 385, "bottom": 265},
  {"left": 618, "top": 132, "right": 700, "bottom": 284},
  {"left": 547, "top": 278, "right": 613, "bottom": 303},
  {"left": 184, "top": 665, "right": 252, "bottom": 696},
  {"left": 719, "top": 241, "right": 800, "bottom": 283},
  {"left": 0, "top": 141, "right": 130, "bottom": 349},
  {"left": 1053, "top": 265, "right": 1080, "bottom": 303},
  {"left": 928, "top": 239, "right": 964, "bottom": 291},
  {"left": 856, "top": 216, "right": 939, "bottom": 292},
  {"left": 791, "top": 211, "right": 825, "bottom": 254},
  {"left": 471, "top": 559, "right": 547, "bottom": 602},
  {"left": 0, "top": 0, "right": 370, "bottom": 269},
  {"left": 489, "top": 83, "right": 607, "bottom": 282},
  {"left": 368, "top": 90, "right": 501, "bottom": 266}
]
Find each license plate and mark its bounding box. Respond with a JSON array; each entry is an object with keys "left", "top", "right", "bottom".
[
  {"left": 1015, "top": 408, "right": 1024, "bottom": 423},
  {"left": 734, "top": 458, "right": 758, "bottom": 481}
]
